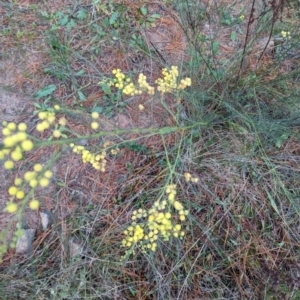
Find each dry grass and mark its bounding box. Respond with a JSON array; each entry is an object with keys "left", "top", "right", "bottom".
[{"left": 0, "top": 0, "right": 300, "bottom": 299}]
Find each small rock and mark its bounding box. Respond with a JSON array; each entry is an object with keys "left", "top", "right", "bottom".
[
  {"left": 78, "top": 139, "right": 88, "bottom": 146},
  {"left": 39, "top": 211, "right": 51, "bottom": 230},
  {"left": 16, "top": 229, "right": 36, "bottom": 254},
  {"left": 255, "top": 37, "right": 274, "bottom": 52},
  {"left": 69, "top": 238, "right": 84, "bottom": 258}
]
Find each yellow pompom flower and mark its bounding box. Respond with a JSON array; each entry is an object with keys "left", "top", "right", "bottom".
[
  {"left": 179, "top": 214, "right": 186, "bottom": 221},
  {"left": 11, "top": 150, "right": 22, "bottom": 161},
  {"left": 33, "top": 164, "right": 43, "bottom": 172},
  {"left": 29, "top": 199, "right": 39, "bottom": 210},
  {"left": 91, "top": 112, "right": 99, "bottom": 119},
  {"left": 16, "top": 132, "right": 27, "bottom": 142},
  {"left": 21, "top": 140, "right": 34, "bottom": 151},
  {"left": 47, "top": 115, "right": 55, "bottom": 123},
  {"left": 184, "top": 172, "right": 192, "bottom": 182},
  {"left": 53, "top": 130, "right": 61, "bottom": 138},
  {"left": 2, "top": 128, "right": 11, "bottom": 136},
  {"left": 148, "top": 214, "right": 155, "bottom": 222},
  {"left": 36, "top": 123, "right": 45, "bottom": 132},
  {"left": 44, "top": 170, "right": 53, "bottom": 179},
  {"left": 4, "top": 160, "right": 14, "bottom": 169},
  {"left": 14, "top": 178, "right": 22, "bottom": 186},
  {"left": 7, "top": 122, "right": 17, "bottom": 130},
  {"left": 42, "top": 120, "right": 50, "bottom": 129},
  {"left": 16, "top": 190, "right": 25, "bottom": 200},
  {"left": 38, "top": 111, "right": 47, "bottom": 120},
  {"left": 168, "top": 193, "right": 175, "bottom": 202},
  {"left": 91, "top": 121, "right": 99, "bottom": 130},
  {"left": 3, "top": 137, "right": 15, "bottom": 148},
  {"left": 173, "top": 201, "right": 183, "bottom": 211},
  {"left": 175, "top": 224, "right": 181, "bottom": 231},
  {"left": 151, "top": 243, "right": 157, "bottom": 251},
  {"left": 5, "top": 202, "right": 18, "bottom": 213},
  {"left": 8, "top": 186, "right": 18, "bottom": 196},
  {"left": 18, "top": 123, "right": 27, "bottom": 131},
  {"left": 165, "top": 212, "right": 172, "bottom": 219},
  {"left": 24, "top": 171, "right": 36, "bottom": 181},
  {"left": 58, "top": 117, "right": 67, "bottom": 126},
  {"left": 29, "top": 179, "right": 38, "bottom": 188},
  {"left": 39, "top": 178, "right": 49, "bottom": 187}
]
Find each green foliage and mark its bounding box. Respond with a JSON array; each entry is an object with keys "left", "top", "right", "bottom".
[
  {"left": 137, "top": 6, "right": 160, "bottom": 29},
  {"left": 219, "top": 5, "right": 245, "bottom": 26},
  {"left": 1, "top": 1, "right": 300, "bottom": 299},
  {"left": 41, "top": 8, "right": 88, "bottom": 32},
  {"left": 33, "top": 84, "right": 56, "bottom": 99},
  {"left": 98, "top": 82, "right": 126, "bottom": 118}
]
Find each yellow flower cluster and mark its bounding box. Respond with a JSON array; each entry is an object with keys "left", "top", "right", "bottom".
[
  {"left": 121, "top": 183, "right": 188, "bottom": 259},
  {"left": 110, "top": 147, "right": 120, "bottom": 155},
  {"left": 24, "top": 163, "right": 53, "bottom": 188},
  {"left": 70, "top": 143, "right": 107, "bottom": 172},
  {"left": 36, "top": 111, "right": 56, "bottom": 132},
  {"left": 166, "top": 184, "right": 189, "bottom": 221},
  {"left": 4, "top": 163, "right": 52, "bottom": 214},
  {"left": 184, "top": 172, "right": 199, "bottom": 183},
  {"left": 36, "top": 105, "right": 65, "bottom": 139},
  {"left": 0, "top": 121, "right": 34, "bottom": 170},
  {"left": 281, "top": 31, "right": 291, "bottom": 39},
  {"left": 53, "top": 115, "right": 67, "bottom": 139},
  {"left": 111, "top": 69, "right": 155, "bottom": 96},
  {"left": 90, "top": 111, "right": 100, "bottom": 130},
  {"left": 108, "top": 66, "right": 191, "bottom": 98},
  {"left": 112, "top": 68, "right": 126, "bottom": 90},
  {"left": 101, "top": 140, "right": 120, "bottom": 155},
  {"left": 156, "top": 66, "right": 178, "bottom": 92},
  {"left": 137, "top": 74, "right": 155, "bottom": 95},
  {"left": 111, "top": 68, "right": 138, "bottom": 96},
  {"left": 155, "top": 66, "right": 192, "bottom": 93},
  {"left": 177, "top": 78, "right": 192, "bottom": 90}
]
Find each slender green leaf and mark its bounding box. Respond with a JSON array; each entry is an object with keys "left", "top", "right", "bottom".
[
  {"left": 266, "top": 190, "right": 280, "bottom": 215},
  {"left": 75, "top": 69, "right": 85, "bottom": 76},
  {"left": 230, "top": 31, "right": 236, "bottom": 42},
  {"left": 77, "top": 90, "right": 86, "bottom": 101},
  {"left": 100, "top": 83, "right": 112, "bottom": 95},
  {"left": 91, "top": 106, "right": 104, "bottom": 113},
  {"left": 34, "top": 84, "right": 56, "bottom": 99},
  {"left": 140, "top": 6, "right": 147, "bottom": 16},
  {"left": 109, "top": 12, "right": 119, "bottom": 25}
]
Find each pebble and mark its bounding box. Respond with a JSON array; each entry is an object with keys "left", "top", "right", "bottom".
[
  {"left": 69, "top": 238, "right": 84, "bottom": 258},
  {"left": 39, "top": 211, "right": 51, "bottom": 230},
  {"left": 16, "top": 229, "right": 36, "bottom": 254}
]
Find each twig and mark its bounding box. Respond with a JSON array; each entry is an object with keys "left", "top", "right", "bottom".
[{"left": 238, "top": 0, "right": 256, "bottom": 77}]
